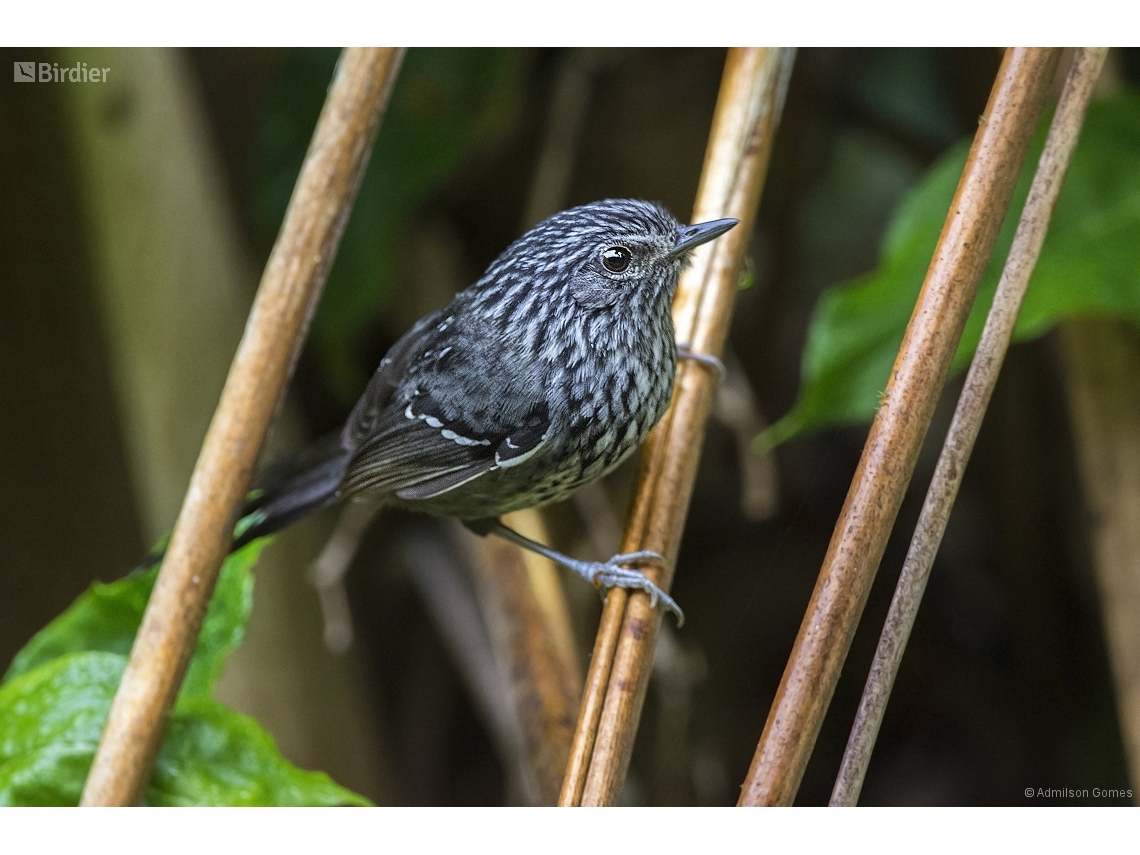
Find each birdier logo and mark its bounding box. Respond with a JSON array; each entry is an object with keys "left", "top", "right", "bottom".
[{"left": 13, "top": 61, "right": 110, "bottom": 83}]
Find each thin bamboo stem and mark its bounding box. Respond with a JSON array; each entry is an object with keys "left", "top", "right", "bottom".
[
  {"left": 79, "top": 47, "right": 405, "bottom": 807},
  {"left": 559, "top": 46, "right": 796, "bottom": 807},
  {"left": 830, "top": 47, "right": 1108, "bottom": 807},
  {"left": 738, "top": 47, "right": 1063, "bottom": 807}
]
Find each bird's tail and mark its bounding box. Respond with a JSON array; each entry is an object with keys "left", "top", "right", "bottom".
[
  {"left": 230, "top": 432, "right": 352, "bottom": 552},
  {"left": 141, "top": 433, "right": 352, "bottom": 568}
]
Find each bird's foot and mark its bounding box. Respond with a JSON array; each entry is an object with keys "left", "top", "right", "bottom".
[
  {"left": 567, "top": 550, "right": 685, "bottom": 626},
  {"left": 677, "top": 343, "right": 725, "bottom": 382},
  {"left": 476, "top": 519, "right": 685, "bottom": 626}
]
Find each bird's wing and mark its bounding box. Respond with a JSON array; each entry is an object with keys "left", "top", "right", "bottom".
[
  {"left": 341, "top": 391, "right": 552, "bottom": 501},
  {"left": 340, "top": 299, "right": 556, "bottom": 503},
  {"left": 341, "top": 307, "right": 447, "bottom": 450}
]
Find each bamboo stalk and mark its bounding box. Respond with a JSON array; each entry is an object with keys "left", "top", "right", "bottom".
[
  {"left": 559, "top": 47, "right": 796, "bottom": 807},
  {"left": 79, "top": 47, "right": 405, "bottom": 807},
  {"left": 738, "top": 47, "right": 1062, "bottom": 807},
  {"left": 830, "top": 47, "right": 1108, "bottom": 807}
]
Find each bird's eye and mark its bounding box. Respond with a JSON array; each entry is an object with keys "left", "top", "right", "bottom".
[{"left": 601, "top": 246, "right": 632, "bottom": 273}]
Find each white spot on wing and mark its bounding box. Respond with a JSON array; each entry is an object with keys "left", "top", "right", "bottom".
[
  {"left": 441, "top": 429, "right": 490, "bottom": 448},
  {"left": 407, "top": 397, "right": 488, "bottom": 445},
  {"left": 495, "top": 427, "right": 549, "bottom": 469}
]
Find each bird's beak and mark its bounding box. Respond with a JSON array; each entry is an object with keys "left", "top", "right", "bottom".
[{"left": 667, "top": 217, "right": 738, "bottom": 259}]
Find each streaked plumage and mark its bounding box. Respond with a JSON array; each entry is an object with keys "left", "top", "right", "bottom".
[{"left": 237, "top": 199, "right": 737, "bottom": 622}]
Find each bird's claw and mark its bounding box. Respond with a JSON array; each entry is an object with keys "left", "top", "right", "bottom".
[
  {"left": 609, "top": 549, "right": 665, "bottom": 567},
  {"left": 677, "top": 343, "right": 726, "bottom": 383},
  {"left": 484, "top": 520, "right": 685, "bottom": 625},
  {"left": 589, "top": 552, "right": 685, "bottom": 626}
]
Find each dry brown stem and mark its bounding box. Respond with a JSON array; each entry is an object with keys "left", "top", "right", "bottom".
[
  {"left": 559, "top": 46, "right": 796, "bottom": 807},
  {"left": 830, "top": 47, "right": 1107, "bottom": 807},
  {"left": 737, "top": 47, "right": 1063, "bottom": 807},
  {"left": 79, "top": 47, "right": 405, "bottom": 807}
]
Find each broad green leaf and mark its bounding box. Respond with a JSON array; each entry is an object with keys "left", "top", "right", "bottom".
[
  {"left": 147, "top": 697, "right": 369, "bottom": 806},
  {"left": 256, "top": 48, "right": 530, "bottom": 398},
  {"left": 1, "top": 526, "right": 368, "bottom": 805},
  {"left": 763, "top": 90, "right": 1140, "bottom": 448},
  {"left": 3, "top": 538, "right": 269, "bottom": 699},
  {"left": 0, "top": 653, "right": 120, "bottom": 806},
  {"left": 0, "top": 652, "right": 368, "bottom": 806}
]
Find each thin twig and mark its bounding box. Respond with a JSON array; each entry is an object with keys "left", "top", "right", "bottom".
[
  {"left": 715, "top": 348, "right": 780, "bottom": 520},
  {"left": 79, "top": 47, "right": 405, "bottom": 807},
  {"left": 310, "top": 500, "right": 381, "bottom": 653},
  {"left": 559, "top": 47, "right": 796, "bottom": 807},
  {"left": 830, "top": 47, "right": 1108, "bottom": 807},
  {"left": 737, "top": 48, "right": 1063, "bottom": 807}
]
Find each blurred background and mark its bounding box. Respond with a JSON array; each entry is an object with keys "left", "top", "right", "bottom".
[{"left": 2, "top": 47, "right": 1139, "bottom": 805}]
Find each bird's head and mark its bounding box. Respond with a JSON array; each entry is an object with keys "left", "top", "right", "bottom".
[{"left": 488, "top": 199, "right": 737, "bottom": 312}]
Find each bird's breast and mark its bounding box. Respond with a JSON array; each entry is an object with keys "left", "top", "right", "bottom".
[{"left": 541, "top": 311, "right": 676, "bottom": 487}]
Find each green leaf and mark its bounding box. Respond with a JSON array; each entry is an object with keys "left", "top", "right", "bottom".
[
  {"left": 0, "top": 652, "right": 368, "bottom": 806},
  {"left": 3, "top": 538, "right": 269, "bottom": 699},
  {"left": 763, "top": 90, "right": 1140, "bottom": 448},
  {"left": 1, "top": 527, "right": 369, "bottom": 806},
  {"left": 256, "top": 47, "right": 530, "bottom": 398},
  {"left": 0, "top": 653, "right": 120, "bottom": 806},
  {"left": 147, "top": 697, "right": 369, "bottom": 806}
]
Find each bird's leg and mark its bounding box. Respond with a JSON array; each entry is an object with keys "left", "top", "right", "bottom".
[
  {"left": 468, "top": 518, "right": 684, "bottom": 626},
  {"left": 676, "top": 343, "right": 726, "bottom": 382}
]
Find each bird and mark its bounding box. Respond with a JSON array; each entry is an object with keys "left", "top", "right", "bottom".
[{"left": 234, "top": 199, "right": 737, "bottom": 625}]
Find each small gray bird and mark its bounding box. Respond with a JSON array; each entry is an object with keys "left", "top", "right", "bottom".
[{"left": 236, "top": 199, "right": 737, "bottom": 624}]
